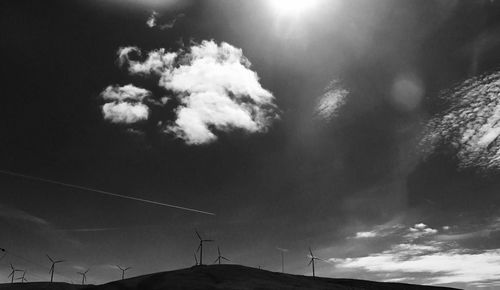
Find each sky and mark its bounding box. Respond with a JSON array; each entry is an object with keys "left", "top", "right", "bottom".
[{"left": 1, "top": 0, "right": 500, "bottom": 288}]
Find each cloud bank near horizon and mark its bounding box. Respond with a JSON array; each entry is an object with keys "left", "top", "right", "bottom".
[{"left": 335, "top": 220, "right": 500, "bottom": 287}]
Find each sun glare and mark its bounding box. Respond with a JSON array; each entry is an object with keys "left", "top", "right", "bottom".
[{"left": 269, "top": 0, "right": 322, "bottom": 16}]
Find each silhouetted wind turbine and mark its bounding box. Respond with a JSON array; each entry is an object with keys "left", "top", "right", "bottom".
[
  {"left": 8, "top": 263, "right": 22, "bottom": 283},
  {"left": 117, "top": 265, "right": 131, "bottom": 280},
  {"left": 213, "top": 246, "right": 230, "bottom": 265},
  {"left": 307, "top": 247, "right": 327, "bottom": 277},
  {"left": 16, "top": 270, "right": 27, "bottom": 283},
  {"left": 195, "top": 230, "right": 214, "bottom": 265},
  {"left": 77, "top": 269, "right": 89, "bottom": 285},
  {"left": 276, "top": 247, "right": 288, "bottom": 273},
  {"left": 47, "top": 254, "right": 65, "bottom": 282}
]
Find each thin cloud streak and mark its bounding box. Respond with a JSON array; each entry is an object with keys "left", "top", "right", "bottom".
[{"left": 0, "top": 170, "right": 215, "bottom": 216}]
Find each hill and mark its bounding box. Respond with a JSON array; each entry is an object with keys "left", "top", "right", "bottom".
[
  {"left": 0, "top": 282, "right": 89, "bottom": 290},
  {"left": 0, "top": 265, "right": 459, "bottom": 290}
]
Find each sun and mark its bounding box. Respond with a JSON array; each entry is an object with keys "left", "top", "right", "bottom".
[{"left": 268, "top": 0, "right": 322, "bottom": 16}]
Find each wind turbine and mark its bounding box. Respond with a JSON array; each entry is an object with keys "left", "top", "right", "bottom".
[
  {"left": 47, "top": 254, "right": 65, "bottom": 282},
  {"left": 276, "top": 247, "right": 288, "bottom": 273},
  {"left": 307, "top": 247, "right": 327, "bottom": 277},
  {"left": 194, "top": 253, "right": 198, "bottom": 266},
  {"left": 77, "top": 269, "right": 89, "bottom": 285},
  {"left": 195, "top": 230, "right": 213, "bottom": 265},
  {"left": 213, "top": 246, "right": 230, "bottom": 265},
  {"left": 16, "top": 270, "right": 27, "bottom": 283},
  {"left": 8, "top": 263, "right": 22, "bottom": 283},
  {"left": 116, "top": 265, "right": 131, "bottom": 280}
]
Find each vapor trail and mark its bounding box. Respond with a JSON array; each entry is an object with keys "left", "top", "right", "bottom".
[{"left": 0, "top": 170, "right": 215, "bottom": 216}]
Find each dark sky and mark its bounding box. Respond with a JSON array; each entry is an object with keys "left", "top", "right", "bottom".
[{"left": 1, "top": 0, "right": 500, "bottom": 288}]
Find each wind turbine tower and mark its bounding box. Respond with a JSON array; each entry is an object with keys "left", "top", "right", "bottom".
[
  {"left": 8, "top": 263, "right": 22, "bottom": 284},
  {"left": 308, "top": 247, "right": 327, "bottom": 277},
  {"left": 276, "top": 247, "right": 288, "bottom": 273},
  {"left": 16, "top": 270, "right": 27, "bottom": 283},
  {"left": 47, "top": 255, "right": 65, "bottom": 282},
  {"left": 77, "top": 269, "right": 89, "bottom": 285},
  {"left": 117, "top": 265, "right": 131, "bottom": 280},
  {"left": 213, "top": 246, "right": 230, "bottom": 265},
  {"left": 195, "top": 230, "right": 214, "bottom": 265}
]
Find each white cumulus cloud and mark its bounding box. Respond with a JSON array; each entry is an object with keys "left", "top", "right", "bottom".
[
  {"left": 115, "top": 40, "right": 279, "bottom": 145},
  {"left": 102, "top": 102, "right": 149, "bottom": 124},
  {"left": 100, "top": 84, "right": 151, "bottom": 124},
  {"left": 100, "top": 84, "right": 151, "bottom": 102}
]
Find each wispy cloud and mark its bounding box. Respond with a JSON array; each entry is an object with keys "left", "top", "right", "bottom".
[
  {"left": 146, "top": 11, "right": 159, "bottom": 28},
  {"left": 405, "top": 223, "right": 438, "bottom": 239},
  {"left": 314, "top": 79, "right": 348, "bottom": 121},
  {"left": 421, "top": 71, "right": 500, "bottom": 171},
  {"left": 0, "top": 204, "right": 81, "bottom": 250},
  {"left": 117, "top": 47, "right": 176, "bottom": 75},
  {"left": 107, "top": 40, "right": 279, "bottom": 144},
  {"left": 0, "top": 204, "right": 50, "bottom": 226},
  {"left": 350, "top": 220, "right": 405, "bottom": 239},
  {"left": 335, "top": 220, "right": 500, "bottom": 286},
  {"left": 146, "top": 11, "right": 185, "bottom": 30}
]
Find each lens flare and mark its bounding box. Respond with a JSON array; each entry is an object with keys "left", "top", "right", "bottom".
[{"left": 268, "top": 0, "right": 322, "bottom": 16}]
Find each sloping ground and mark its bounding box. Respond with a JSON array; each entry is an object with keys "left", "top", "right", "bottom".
[
  {"left": 0, "top": 282, "right": 90, "bottom": 290},
  {"left": 94, "top": 265, "right": 458, "bottom": 290},
  {"left": 0, "top": 265, "right": 460, "bottom": 290}
]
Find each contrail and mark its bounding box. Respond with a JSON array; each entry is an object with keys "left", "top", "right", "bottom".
[{"left": 0, "top": 169, "right": 215, "bottom": 216}]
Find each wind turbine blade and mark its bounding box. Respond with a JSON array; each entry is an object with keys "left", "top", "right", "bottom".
[
  {"left": 213, "top": 257, "right": 219, "bottom": 264},
  {"left": 46, "top": 254, "right": 54, "bottom": 263},
  {"left": 204, "top": 239, "right": 214, "bottom": 242},
  {"left": 196, "top": 244, "right": 201, "bottom": 253},
  {"left": 309, "top": 247, "right": 313, "bottom": 257},
  {"left": 8, "top": 272, "right": 13, "bottom": 278},
  {"left": 0, "top": 169, "right": 215, "bottom": 216},
  {"left": 117, "top": 265, "right": 123, "bottom": 270},
  {"left": 308, "top": 259, "right": 313, "bottom": 266},
  {"left": 222, "top": 257, "right": 230, "bottom": 261},
  {"left": 55, "top": 260, "right": 65, "bottom": 263},
  {"left": 125, "top": 267, "right": 131, "bottom": 271},
  {"left": 195, "top": 230, "right": 202, "bottom": 240},
  {"left": 217, "top": 247, "right": 221, "bottom": 256}
]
